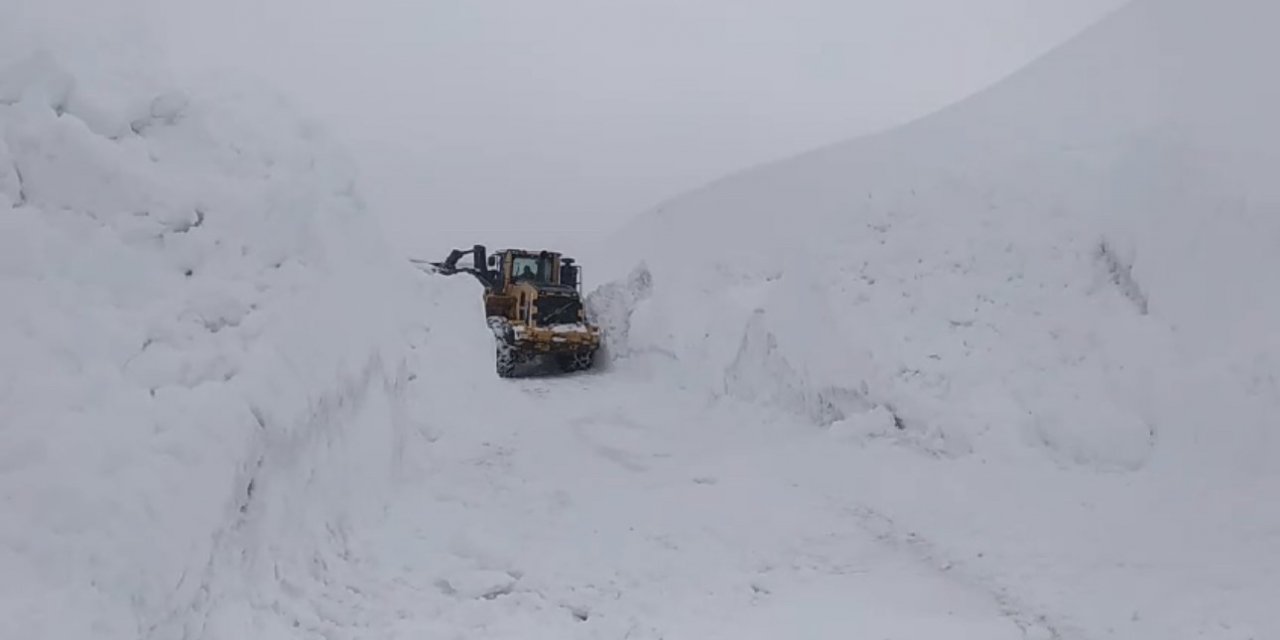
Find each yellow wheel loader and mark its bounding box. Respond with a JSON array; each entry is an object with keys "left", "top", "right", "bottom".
[{"left": 415, "top": 245, "right": 601, "bottom": 378}]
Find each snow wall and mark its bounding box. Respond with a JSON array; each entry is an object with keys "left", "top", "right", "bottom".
[
  {"left": 588, "top": 0, "right": 1280, "bottom": 476},
  {"left": 0, "top": 7, "right": 489, "bottom": 636},
  {"left": 584, "top": 4, "right": 1280, "bottom": 633}
]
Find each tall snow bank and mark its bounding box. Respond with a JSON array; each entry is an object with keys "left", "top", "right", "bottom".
[
  {"left": 0, "top": 13, "right": 429, "bottom": 638},
  {"left": 592, "top": 0, "right": 1280, "bottom": 474},
  {"left": 586, "top": 2, "right": 1280, "bottom": 635}
]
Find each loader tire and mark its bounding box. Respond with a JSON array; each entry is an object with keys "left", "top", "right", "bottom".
[
  {"left": 495, "top": 341, "right": 517, "bottom": 378},
  {"left": 556, "top": 350, "right": 594, "bottom": 373}
]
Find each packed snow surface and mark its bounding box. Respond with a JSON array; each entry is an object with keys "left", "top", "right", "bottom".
[{"left": 4, "top": 0, "right": 1278, "bottom": 638}]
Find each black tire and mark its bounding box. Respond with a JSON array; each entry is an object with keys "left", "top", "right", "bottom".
[
  {"left": 495, "top": 341, "right": 517, "bottom": 378},
  {"left": 556, "top": 350, "right": 594, "bottom": 373}
]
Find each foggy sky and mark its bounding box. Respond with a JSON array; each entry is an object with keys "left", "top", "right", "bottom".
[{"left": 144, "top": 0, "right": 1126, "bottom": 257}]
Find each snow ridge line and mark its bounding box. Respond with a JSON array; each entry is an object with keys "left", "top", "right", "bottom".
[{"left": 838, "top": 502, "right": 1087, "bottom": 640}]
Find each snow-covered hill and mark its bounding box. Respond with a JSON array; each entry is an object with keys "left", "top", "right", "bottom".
[{"left": 589, "top": 0, "right": 1280, "bottom": 636}]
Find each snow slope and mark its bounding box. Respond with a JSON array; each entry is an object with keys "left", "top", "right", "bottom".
[
  {"left": 0, "top": 10, "right": 443, "bottom": 636},
  {"left": 588, "top": 0, "right": 1280, "bottom": 637}
]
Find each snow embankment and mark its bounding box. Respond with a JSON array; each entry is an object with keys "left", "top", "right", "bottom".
[
  {"left": 586, "top": 0, "right": 1280, "bottom": 636},
  {"left": 0, "top": 29, "right": 437, "bottom": 638},
  {"left": 592, "top": 0, "right": 1280, "bottom": 475}
]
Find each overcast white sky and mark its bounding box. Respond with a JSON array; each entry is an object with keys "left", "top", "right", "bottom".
[{"left": 142, "top": 0, "right": 1126, "bottom": 258}]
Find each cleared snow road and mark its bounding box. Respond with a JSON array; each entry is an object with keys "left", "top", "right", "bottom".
[{"left": 285, "top": 364, "right": 1034, "bottom": 640}]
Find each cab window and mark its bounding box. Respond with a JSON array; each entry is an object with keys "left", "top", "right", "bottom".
[{"left": 512, "top": 256, "right": 550, "bottom": 282}]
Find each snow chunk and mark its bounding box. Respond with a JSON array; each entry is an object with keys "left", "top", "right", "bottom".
[
  {"left": 0, "top": 52, "right": 73, "bottom": 111},
  {"left": 585, "top": 262, "right": 653, "bottom": 365}
]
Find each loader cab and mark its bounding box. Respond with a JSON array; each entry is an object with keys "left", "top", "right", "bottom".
[{"left": 493, "top": 249, "right": 577, "bottom": 289}]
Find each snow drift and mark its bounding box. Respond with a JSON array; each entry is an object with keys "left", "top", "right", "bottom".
[
  {"left": 0, "top": 10, "right": 442, "bottom": 637},
  {"left": 595, "top": 0, "right": 1280, "bottom": 473},
  {"left": 587, "top": 0, "right": 1280, "bottom": 636}
]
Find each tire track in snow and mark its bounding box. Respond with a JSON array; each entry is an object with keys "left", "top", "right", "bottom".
[
  {"left": 568, "top": 410, "right": 670, "bottom": 474},
  {"left": 836, "top": 501, "right": 1088, "bottom": 640}
]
